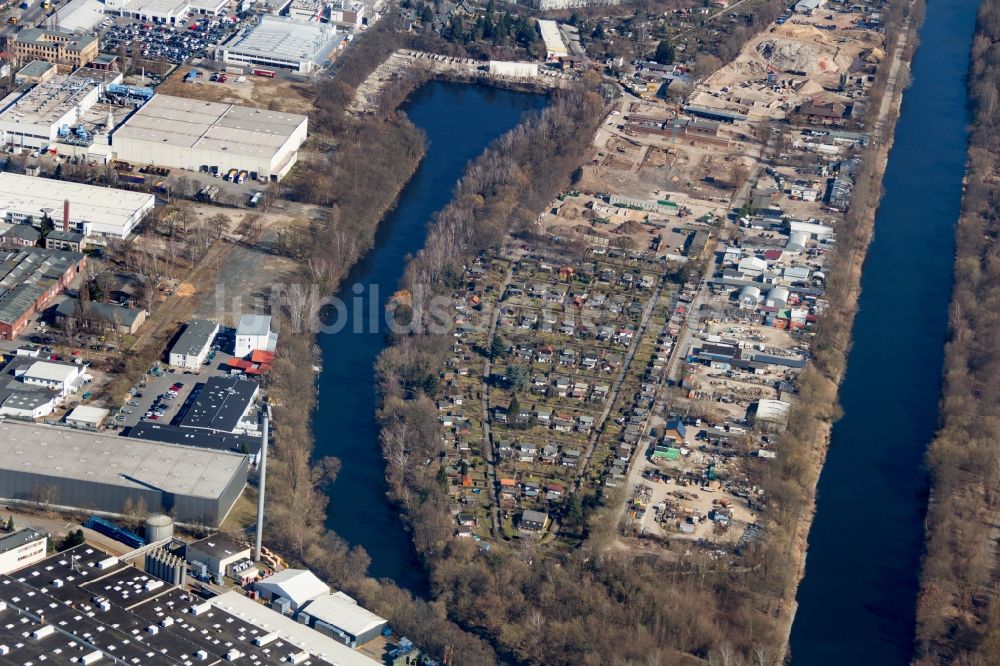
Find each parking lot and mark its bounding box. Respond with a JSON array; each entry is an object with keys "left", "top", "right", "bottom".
[
  {"left": 112, "top": 332, "right": 236, "bottom": 428},
  {"left": 100, "top": 15, "right": 243, "bottom": 64}
]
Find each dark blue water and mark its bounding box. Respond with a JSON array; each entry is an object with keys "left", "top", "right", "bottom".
[
  {"left": 790, "top": 2, "right": 979, "bottom": 663},
  {"left": 312, "top": 82, "right": 545, "bottom": 593}
]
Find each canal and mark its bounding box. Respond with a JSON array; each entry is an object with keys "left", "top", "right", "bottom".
[
  {"left": 312, "top": 81, "right": 546, "bottom": 593},
  {"left": 790, "top": 1, "right": 979, "bottom": 664}
]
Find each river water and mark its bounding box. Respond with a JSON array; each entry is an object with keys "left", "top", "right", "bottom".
[
  {"left": 312, "top": 82, "right": 545, "bottom": 593},
  {"left": 789, "top": 1, "right": 979, "bottom": 663}
]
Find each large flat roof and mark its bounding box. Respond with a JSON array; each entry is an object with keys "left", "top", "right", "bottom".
[
  {"left": 0, "top": 420, "right": 246, "bottom": 500},
  {"left": 113, "top": 94, "right": 307, "bottom": 161},
  {"left": 0, "top": 174, "right": 153, "bottom": 232},
  {"left": 0, "top": 73, "right": 101, "bottom": 127},
  {"left": 180, "top": 376, "right": 258, "bottom": 433},
  {"left": 225, "top": 15, "right": 339, "bottom": 64}
]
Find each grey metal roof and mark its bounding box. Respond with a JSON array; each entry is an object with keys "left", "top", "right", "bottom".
[
  {"left": 170, "top": 319, "right": 219, "bottom": 358},
  {"left": 14, "top": 28, "right": 97, "bottom": 52},
  {"left": 56, "top": 299, "right": 144, "bottom": 327},
  {"left": 2, "top": 391, "right": 52, "bottom": 410},
  {"left": 0, "top": 420, "right": 246, "bottom": 499},
  {"left": 0, "top": 528, "right": 44, "bottom": 554}
]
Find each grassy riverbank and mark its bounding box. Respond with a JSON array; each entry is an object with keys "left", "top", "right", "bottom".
[{"left": 914, "top": 1, "right": 1000, "bottom": 662}]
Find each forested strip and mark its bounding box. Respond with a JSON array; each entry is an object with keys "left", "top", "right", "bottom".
[{"left": 915, "top": 2, "right": 1000, "bottom": 662}]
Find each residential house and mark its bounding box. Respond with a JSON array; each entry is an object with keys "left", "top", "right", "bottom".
[{"left": 520, "top": 510, "right": 548, "bottom": 532}]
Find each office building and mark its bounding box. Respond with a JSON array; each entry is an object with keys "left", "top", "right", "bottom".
[
  {"left": 168, "top": 319, "right": 219, "bottom": 369},
  {"left": 8, "top": 29, "right": 98, "bottom": 71}
]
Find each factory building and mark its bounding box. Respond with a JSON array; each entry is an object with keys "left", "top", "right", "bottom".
[
  {"left": 0, "top": 174, "right": 154, "bottom": 239},
  {"left": 536, "top": 19, "right": 568, "bottom": 60},
  {"left": 104, "top": 0, "right": 227, "bottom": 20},
  {"left": 255, "top": 569, "right": 329, "bottom": 610},
  {"left": 111, "top": 94, "right": 308, "bottom": 181},
  {"left": 185, "top": 534, "right": 251, "bottom": 578},
  {"left": 0, "top": 547, "right": 382, "bottom": 665},
  {"left": 0, "top": 421, "right": 249, "bottom": 526},
  {"left": 326, "top": 0, "right": 365, "bottom": 28},
  {"left": 0, "top": 72, "right": 111, "bottom": 150},
  {"left": 222, "top": 15, "right": 342, "bottom": 74},
  {"left": 235, "top": 313, "right": 277, "bottom": 356},
  {"left": 8, "top": 29, "right": 98, "bottom": 72},
  {"left": 0, "top": 248, "right": 85, "bottom": 340},
  {"left": 14, "top": 60, "right": 57, "bottom": 86},
  {"left": 105, "top": 0, "right": 191, "bottom": 23}
]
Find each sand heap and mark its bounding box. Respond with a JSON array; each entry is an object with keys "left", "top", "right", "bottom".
[{"left": 615, "top": 220, "right": 647, "bottom": 235}]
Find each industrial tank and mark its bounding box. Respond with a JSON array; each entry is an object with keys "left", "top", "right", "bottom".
[{"left": 145, "top": 514, "right": 174, "bottom": 542}]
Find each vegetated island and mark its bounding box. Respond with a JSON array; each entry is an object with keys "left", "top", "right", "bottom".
[{"left": 370, "top": 2, "right": 926, "bottom": 665}]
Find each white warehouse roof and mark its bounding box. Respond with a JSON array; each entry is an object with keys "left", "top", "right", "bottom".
[
  {"left": 114, "top": 94, "right": 307, "bottom": 162},
  {"left": 209, "top": 592, "right": 381, "bottom": 666},
  {"left": 24, "top": 360, "right": 78, "bottom": 383},
  {"left": 65, "top": 404, "right": 110, "bottom": 425},
  {"left": 301, "top": 592, "right": 387, "bottom": 639},
  {"left": 111, "top": 94, "right": 308, "bottom": 180},
  {"left": 224, "top": 15, "right": 340, "bottom": 67},
  {"left": 255, "top": 569, "right": 329, "bottom": 608},
  {"left": 537, "top": 19, "right": 568, "bottom": 59},
  {"left": 0, "top": 174, "right": 154, "bottom": 238}
]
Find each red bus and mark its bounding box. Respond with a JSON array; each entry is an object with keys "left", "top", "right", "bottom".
[{"left": 252, "top": 69, "right": 276, "bottom": 78}]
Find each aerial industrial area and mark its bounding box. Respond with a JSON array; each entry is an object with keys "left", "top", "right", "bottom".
[{"left": 0, "top": 0, "right": 943, "bottom": 659}]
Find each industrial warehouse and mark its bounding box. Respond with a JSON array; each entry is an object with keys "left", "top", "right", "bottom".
[
  {"left": 0, "top": 70, "right": 118, "bottom": 150},
  {"left": 0, "top": 69, "right": 308, "bottom": 181},
  {"left": 222, "top": 15, "right": 343, "bottom": 74},
  {"left": 0, "top": 420, "right": 248, "bottom": 526},
  {"left": 0, "top": 247, "right": 85, "bottom": 340},
  {"left": 110, "top": 93, "right": 309, "bottom": 181},
  {"left": 0, "top": 173, "right": 154, "bottom": 239}
]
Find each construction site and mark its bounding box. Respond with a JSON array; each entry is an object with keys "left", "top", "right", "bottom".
[{"left": 689, "top": 11, "right": 886, "bottom": 122}]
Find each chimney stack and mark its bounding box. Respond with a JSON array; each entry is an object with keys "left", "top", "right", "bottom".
[{"left": 62, "top": 199, "right": 69, "bottom": 233}]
